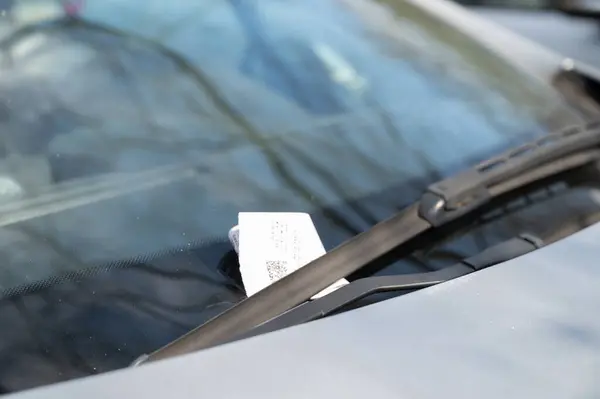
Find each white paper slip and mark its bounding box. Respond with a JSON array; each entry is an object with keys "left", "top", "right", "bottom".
[{"left": 236, "top": 212, "right": 348, "bottom": 299}]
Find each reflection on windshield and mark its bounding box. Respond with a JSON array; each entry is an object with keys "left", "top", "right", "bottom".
[
  {"left": 0, "top": 0, "right": 577, "bottom": 196},
  {"left": 0, "top": 0, "right": 588, "bottom": 392}
]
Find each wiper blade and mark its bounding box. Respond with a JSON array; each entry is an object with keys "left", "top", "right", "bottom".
[{"left": 139, "top": 121, "right": 600, "bottom": 364}]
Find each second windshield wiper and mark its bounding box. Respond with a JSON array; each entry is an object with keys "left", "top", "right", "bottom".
[
  {"left": 231, "top": 234, "right": 543, "bottom": 342},
  {"left": 139, "top": 121, "right": 600, "bottom": 364}
]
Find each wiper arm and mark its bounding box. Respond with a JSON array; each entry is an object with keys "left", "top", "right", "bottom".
[
  {"left": 233, "top": 234, "right": 542, "bottom": 341},
  {"left": 138, "top": 121, "right": 600, "bottom": 364}
]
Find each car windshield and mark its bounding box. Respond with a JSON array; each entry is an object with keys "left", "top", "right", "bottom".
[{"left": 0, "top": 0, "right": 590, "bottom": 393}]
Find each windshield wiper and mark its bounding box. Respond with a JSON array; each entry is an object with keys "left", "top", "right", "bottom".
[
  {"left": 137, "top": 121, "right": 600, "bottom": 364},
  {"left": 232, "top": 234, "right": 542, "bottom": 342}
]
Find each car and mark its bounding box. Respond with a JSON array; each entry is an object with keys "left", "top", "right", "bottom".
[{"left": 1, "top": 0, "right": 600, "bottom": 395}]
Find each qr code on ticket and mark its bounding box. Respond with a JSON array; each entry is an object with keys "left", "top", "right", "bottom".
[{"left": 265, "top": 260, "right": 288, "bottom": 281}]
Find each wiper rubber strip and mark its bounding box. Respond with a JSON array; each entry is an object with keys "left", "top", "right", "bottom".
[{"left": 138, "top": 121, "right": 600, "bottom": 364}]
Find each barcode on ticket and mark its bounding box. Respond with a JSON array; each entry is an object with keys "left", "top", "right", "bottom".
[{"left": 265, "top": 260, "right": 288, "bottom": 281}]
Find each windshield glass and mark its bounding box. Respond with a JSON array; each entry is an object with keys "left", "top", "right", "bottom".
[{"left": 0, "top": 0, "right": 588, "bottom": 393}]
